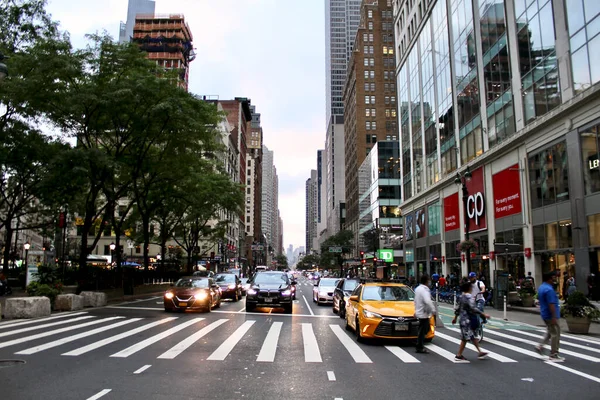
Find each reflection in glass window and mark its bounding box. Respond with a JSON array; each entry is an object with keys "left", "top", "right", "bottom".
[
  {"left": 581, "top": 124, "right": 600, "bottom": 194},
  {"left": 589, "top": 214, "right": 600, "bottom": 246},
  {"left": 528, "top": 141, "right": 570, "bottom": 208},
  {"left": 545, "top": 222, "right": 558, "bottom": 250},
  {"left": 428, "top": 202, "right": 441, "bottom": 236}
]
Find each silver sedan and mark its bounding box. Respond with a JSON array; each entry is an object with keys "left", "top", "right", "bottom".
[{"left": 312, "top": 278, "right": 341, "bottom": 305}]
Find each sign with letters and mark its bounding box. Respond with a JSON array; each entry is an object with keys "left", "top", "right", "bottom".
[
  {"left": 443, "top": 193, "right": 459, "bottom": 232},
  {"left": 492, "top": 164, "right": 522, "bottom": 219},
  {"left": 377, "top": 249, "right": 394, "bottom": 262},
  {"left": 465, "top": 167, "right": 487, "bottom": 233}
]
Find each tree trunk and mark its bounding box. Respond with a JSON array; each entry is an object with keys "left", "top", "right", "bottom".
[
  {"left": 142, "top": 216, "right": 150, "bottom": 272},
  {"left": 3, "top": 224, "right": 13, "bottom": 274}
]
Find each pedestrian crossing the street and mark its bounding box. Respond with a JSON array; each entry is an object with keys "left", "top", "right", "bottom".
[{"left": 1, "top": 312, "right": 600, "bottom": 383}]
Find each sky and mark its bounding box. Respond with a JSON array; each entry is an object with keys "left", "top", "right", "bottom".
[{"left": 45, "top": 0, "right": 326, "bottom": 250}]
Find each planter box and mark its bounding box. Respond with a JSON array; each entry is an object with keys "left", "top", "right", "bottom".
[
  {"left": 4, "top": 297, "right": 51, "bottom": 319},
  {"left": 80, "top": 291, "right": 107, "bottom": 307},
  {"left": 521, "top": 295, "right": 535, "bottom": 307},
  {"left": 54, "top": 294, "right": 84, "bottom": 311},
  {"left": 565, "top": 316, "right": 591, "bottom": 334}
]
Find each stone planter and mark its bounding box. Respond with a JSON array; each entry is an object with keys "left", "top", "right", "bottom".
[
  {"left": 54, "top": 294, "right": 84, "bottom": 311},
  {"left": 4, "top": 297, "right": 51, "bottom": 319},
  {"left": 521, "top": 294, "right": 535, "bottom": 307},
  {"left": 565, "top": 315, "right": 591, "bottom": 334}
]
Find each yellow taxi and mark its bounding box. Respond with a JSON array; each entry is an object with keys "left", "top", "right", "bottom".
[{"left": 345, "top": 281, "right": 435, "bottom": 342}]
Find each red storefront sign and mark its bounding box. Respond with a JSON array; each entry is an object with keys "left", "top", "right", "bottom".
[
  {"left": 465, "top": 167, "right": 487, "bottom": 233},
  {"left": 492, "top": 164, "right": 522, "bottom": 219},
  {"left": 443, "top": 193, "right": 460, "bottom": 232}
]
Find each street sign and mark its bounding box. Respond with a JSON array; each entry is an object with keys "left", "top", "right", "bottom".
[
  {"left": 251, "top": 245, "right": 264, "bottom": 251},
  {"left": 127, "top": 240, "right": 134, "bottom": 249},
  {"left": 377, "top": 249, "right": 394, "bottom": 262},
  {"left": 329, "top": 246, "right": 342, "bottom": 253}
]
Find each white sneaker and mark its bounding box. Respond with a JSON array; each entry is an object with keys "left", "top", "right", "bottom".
[{"left": 547, "top": 354, "right": 565, "bottom": 363}]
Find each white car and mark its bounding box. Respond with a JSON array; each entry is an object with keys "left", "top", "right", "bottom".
[{"left": 313, "top": 278, "right": 341, "bottom": 305}]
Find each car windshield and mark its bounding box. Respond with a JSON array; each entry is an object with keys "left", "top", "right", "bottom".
[
  {"left": 215, "top": 274, "right": 235, "bottom": 283},
  {"left": 343, "top": 280, "right": 359, "bottom": 291},
  {"left": 361, "top": 286, "right": 414, "bottom": 301},
  {"left": 254, "top": 273, "right": 289, "bottom": 285},
  {"left": 319, "top": 278, "right": 340, "bottom": 288},
  {"left": 174, "top": 278, "right": 208, "bottom": 288}
]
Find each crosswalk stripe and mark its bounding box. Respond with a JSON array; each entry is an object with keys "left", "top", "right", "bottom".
[
  {"left": 485, "top": 329, "right": 600, "bottom": 362},
  {"left": 507, "top": 329, "right": 600, "bottom": 354},
  {"left": 63, "top": 317, "right": 178, "bottom": 356},
  {"left": 133, "top": 365, "right": 152, "bottom": 374},
  {"left": 535, "top": 329, "right": 600, "bottom": 345},
  {"left": 0, "top": 316, "right": 95, "bottom": 338},
  {"left": 425, "top": 343, "right": 468, "bottom": 363},
  {"left": 434, "top": 331, "right": 517, "bottom": 362},
  {"left": 207, "top": 320, "right": 255, "bottom": 361},
  {"left": 110, "top": 318, "right": 204, "bottom": 358},
  {"left": 0, "top": 317, "right": 124, "bottom": 350},
  {"left": 545, "top": 360, "right": 600, "bottom": 383},
  {"left": 447, "top": 327, "right": 545, "bottom": 360},
  {"left": 385, "top": 346, "right": 420, "bottom": 363},
  {"left": 157, "top": 319, "right": 228, "bottom": 360},
  {"left": 15, "top": 318, "right": 142, "bottom": 355},
  {"left": 0, "top": 312, "right": 88, "bottom": 330},
  {"left": 257, "top": 321, "right": 283, "bottom": 362},
  {"left": 301, "top": 323, "right": 322, "bottom": 363},
  {"left": 329, "top": 325, "right": 372, "bottom": 363}
]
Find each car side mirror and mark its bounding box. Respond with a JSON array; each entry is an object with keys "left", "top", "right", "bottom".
[{"left": 349, "top": 295, "right": 359, "bottom": 302}]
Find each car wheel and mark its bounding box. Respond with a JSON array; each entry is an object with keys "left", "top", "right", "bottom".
[
  {"left": 345, "top": 314, "right": 352, "bottom": 331},
  {"left": 164, "top": 308, "right": 173, "bottom": 313},
  {"left": 339, "top": 302, "right": 346, "bottom": 319},
  {"left": 332, "top": 302, "right": 338, "bottom": 314},
  {"left": 355, "top": 318, "right": 365, "bottom": 343},
  {"left": 284, "top": 304, "right": 293, "bottom": 314}
]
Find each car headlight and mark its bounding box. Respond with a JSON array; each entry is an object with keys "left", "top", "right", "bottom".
[
  {"left": 363, "top": 309, "right": 382, "bottom": 319},
  {"left": 194, "top": 291, "right": 208, "bottom": 300},
  {"left": 247, "top": 288, "right": 257, "bottom": 295},
  {"left": 282, "top": 290, "right": 292, "bottom": 296},
  {"left": 228, "top": 283, "right": 236, "bottom": 289},
  {"left": 164, "top": 292, "right": 174, "bottom": 299}
]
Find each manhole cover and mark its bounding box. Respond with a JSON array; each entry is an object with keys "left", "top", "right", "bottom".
[{"left": 0, "top": 360, "right": 26, "bottom": 368}]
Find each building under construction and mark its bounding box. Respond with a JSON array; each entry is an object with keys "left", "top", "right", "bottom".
[{"left": 132, "top": 14, "right": 195, "bottom": 91}]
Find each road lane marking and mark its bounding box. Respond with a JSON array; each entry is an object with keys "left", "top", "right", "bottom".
[
  {"left": 111, "top": 318, "right": 204, "bottom": 358},
  {"left": 507, "top": 329, "right": 600, "bottom": 354},
  {"left": 327, "top": 371, "right": 336, "bottom": 381},
  {"left": 63, "top": 317, "right": 178, "bottom": 356},
  {"left": 302, "top": 295, "right": 315, "bottom": 316},
  {"left": 0, "top": 312, "right": 89, "bottom": 329},
  {"left": 0, "top": 317, "right": 124, "bottom": 350},
  {"left": 425, "top": 343, "right": 468, "bottom": 363},
  {"left": 105, "top": 306, "right": 338, "bottom": 318},
  {"left": 86, "top": 389, "right": 111, "bottom": 400},
  {"left": 0, "top": 316, "right": 95, "bottom": 338},
  {"left": 133, "top": 365, "right": 152, "bottom": 374},
  {"left": 15, "top": 318, "right": 142, "bottom": 355},
  {"left": 207, "top": 320, "right": 255, "bottom": 360},
  {"left": 446, "top": 327, "right": 545, "bottom": 360},
  {"left": 434, "top": 331, "right": 517, "bottom": 362},
  {"left": 106, "top": 306, "right": 163, "bottom": 311},
  {"left": 545, "top": 361, "right": 600, "bottom": 383},
  {"left": 329, "top": 325, "right": 372, "bottom": 363},
  {"left": 534, "top": 329, "right": 600, "bottom": 345},
  {"left": 157, "top": 319, "right": 228, "bottom": 359},
  {"left": 385, "top": 346, "right": 420, "bottom": 363},
  {"left": 485, "top": 329, "right": 600, "bottom": 362},
  {"left": 301, "top": 323, "right": 322, "bottom": 363},
  {"left": 237, "top": 307, "right": 246, "bottom": 313},
  {"left": 256, "top": 321, "right": 283, "bottom": 362}
]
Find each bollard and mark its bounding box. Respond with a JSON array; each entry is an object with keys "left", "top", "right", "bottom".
[
  {"left": 503, "top": 295, "right": 508, "bottom": 321},
  {"left": 453, "top": 291, "right": 457, "bottom": 309}
]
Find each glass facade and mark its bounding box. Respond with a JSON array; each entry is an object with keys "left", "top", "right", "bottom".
[
  {"left": 581, "top": 122, "right": 600, "bottom": 194},
  {"left": 566, "top": 0, "right": 600, "bottom": 93},
  {"left": 590, "top": 214, "right": 600, "bottom": 246},
  {"left": 514, "top": 0, "right": 561, "bottom": 123},
  {"left": 528, "top": 141, "right": 570, "bottom": 208},
  {"left": 428, "top": 201, "right": 441, "bottom": 236}
]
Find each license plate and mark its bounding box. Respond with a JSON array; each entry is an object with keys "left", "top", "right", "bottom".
[
  {"left": 178, "top": 302, "right": 187, "bottom": 307},
  {"left": 264, "top": 298, "right": 273, "bottom": 303},
  {"left": 394, "top": 324, "right": 408, "bottom": 331}
]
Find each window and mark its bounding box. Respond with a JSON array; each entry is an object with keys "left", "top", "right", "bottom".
[
  {"left": 581, "top": 123, "right": 600, "bottom": 194},
  {"left": 368, "top": 10, "right": 373, "bottom": 18},
  {"left": 384, "top": 71, "right": 389, "bottom": 80},
  {"left": 370, "top": 45, "right": 374, "bottom": 54},
  {"left": 369, "top": 33, "right": 374, "bottom": 42},
  {"left": 364, "top": 70, "right": 369, "bottom": 79},
  {"left": 369, "top": 58, "right": 375, "bottom": 66},
  {"left": 366, "top": 122, "right": 371, "bottom": 130},
  {"left": 391, "top": 109, "right": 397, "bottom": 117},
  {"left": 385, "top": 83, "right": 389, "bottom": 92},
  {"left": 372, "top": 134, "right": 377, "bottom": 143},
  {"left": 386, "top": 109, "right": 390, "bottom": 117},
  {"left": 365, "top": 95, "right": 370, "bottom": 104},
  {"left": 372, "top": 121, "right": 377, "bottom": 130},
  {"left": 566, "top": 0, "right": 600, "bottom": 93},
  {"left": 368, "top": 22, "right": 373, "bottom": 30},
  {"left": 385, "top": 96, "right": 390, "bottom": 104},
  {"left": 247, "top": 160, "right": 251, "bottom": 166},
  {"left": 388, "top": 47, "right": 394, "bottom": 55},
  {"left": 371, "top": 108, "right": 376, "bottom": 117},
  {"left": 370, "top": 70, "right": 375, "bottom": 79},
  {"left": 528, "top": 141, "right": 570, "bottom": 208},
  {"left": 366, "top": 108, "right": 371, "bottom": 117},
  {"left": 383, "top": 46, "right": 388, "bottom": 55},
  {"left": 246, "top": 187, "right": 251, "bottom": 194},
  {"left": 370, "top": 95, "right": 375, "bottom": 104},
  {"left": 370, "top": 83, "right": 375, "bottom": 91},
  {"left": 364, "top": 45, "right": 369, "bottom": 54},
  {"left": 364, "top": 82, "right": 370, "bottom": 91},
  {"left": 391, "top": 96, "right": 396, "bottom": 103},
  {"left": 366, "top": 134, "right": 371, "bottom": 144},
  {"left": 363, "top": 33, "right": 368, "bottom": 42},
  {"left": 364, "top": 58, "right": 369, "bottom": 66}
]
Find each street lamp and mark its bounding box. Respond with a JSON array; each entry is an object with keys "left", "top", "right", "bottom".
[
  {"left": 455, "top": 166, "right": 473, "bottom": 274},
  {"left": 23, "top": 242, "right": 30, "bottom": 267},
  {"left": 0, "top": 53, "right": 8, "bottom": 81},
  {"left": 109, "top": 242, "right": 116, "bottom": 268}
]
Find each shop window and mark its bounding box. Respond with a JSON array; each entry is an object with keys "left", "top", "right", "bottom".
[
  {"left": 589, "top": 214, "right": 600, "bottom": 246},
  {"left": 581, "top": 124, "right": 600, "bottom": 194},
  {"left": 558, "top": 220, "right": 573, "bottom": 248},
  {"left": 533, "top": 225, "right": 545, "bottom": 250},
  {"left": 545, "top": 222, "right": 558, "bottom": 250}
]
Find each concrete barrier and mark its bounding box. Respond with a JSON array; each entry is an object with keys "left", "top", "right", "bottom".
[
  {"left": 4, "top": 297, "right": 51, "bottom": 319},
  {"left": 80, "top": 291, "right": 107, "bottom": 307},
  {"left": 54, "top": 294, "right": 84, "bottom": 311}
]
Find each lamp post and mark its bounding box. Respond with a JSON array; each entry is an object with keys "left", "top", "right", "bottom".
[
  {"left": 23, "top": 242, "right": 30, "bottom": 267},
  {"left": 455, "top": 166, "right": 473, "bottom": 275},
  {"left": 0, "top": 52, "right": 8, "bottom": 81},
  {"left": 109, "top": 242, "right": 116, "bottom": 268}
]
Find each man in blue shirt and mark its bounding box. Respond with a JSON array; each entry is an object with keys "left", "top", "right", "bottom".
[{"left": 535, "top": 271, "right": 564, "bottom": 362}]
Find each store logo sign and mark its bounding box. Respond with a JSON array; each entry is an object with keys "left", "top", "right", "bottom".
[
  {"left": 590, "top": 158, "right": 599, "bottom": 170},
  {"left": 467, "top": 192, "right": 485, "bottom": 226}
]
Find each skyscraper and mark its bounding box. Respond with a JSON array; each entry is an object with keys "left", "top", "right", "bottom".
[
  {"left": 119, "top": 0, "right": 156, "bottom": 43},
  {"left": 305, "top": 170, "right": 318, "bottom": 253}
]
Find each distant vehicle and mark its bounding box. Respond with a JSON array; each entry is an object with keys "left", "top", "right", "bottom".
[
  {"left": 214, "top": 273, "right": 243, "bottom": 302},
  {"left": 240, "top": 277, "right": 250, "bottom": 295},
  {"left": 227, "top": 268, "right": 242, "bottom": 277},
  {"left": 333, "top": 278, "right": 360, "bottom": 319},
  {"left": 246, "top": 271, "right": 295, "bottom": 313},
  {"left": 163, "top": 277, "right": 221, "bottom": 313},
  {"left": 255, "top": 266, "right": 268, "bottom": 272},
  {"left": 313, "top": 277, "right": 340, "bottom": 305}
]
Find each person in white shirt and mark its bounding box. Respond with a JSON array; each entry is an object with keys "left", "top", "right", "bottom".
[
  {"left": 414, "top": 274, "right": 436, "bottom": 354},
  {"left": 469, "top": 272, "right": 486, "bottom": 311}
]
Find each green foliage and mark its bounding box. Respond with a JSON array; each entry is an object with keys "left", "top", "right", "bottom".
[
  {"left": 296, "top": 254, "right": 321, "bottom": 270},
  {"left": 275, "top": 254, "right": 288, "bottom": 270},
  {"left": 561, "top": 291, "right": 600, "bottom": 319},
  {"left": 319, "top": 230, "right": 354, "bottom": 269},
  {"left": 32, "top": 265, "right": 61, "bottom": 285},
  {"left": 519, "top": 279, "right": 536, "bottom": 295},
  {"left": 26, "top": 281, "right": 61, "bottom": 306}
]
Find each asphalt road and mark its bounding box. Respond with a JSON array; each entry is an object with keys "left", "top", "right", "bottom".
[{"left": 1, "top": 278, "right": 599, "bottom": 400}]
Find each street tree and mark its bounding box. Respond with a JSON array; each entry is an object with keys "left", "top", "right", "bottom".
[
  {"left": 320, "top": 230, "right": 354, "bottom": 276},
  {"left": 275, "top": 254, "right": 288, "bottom": 271},
  {"left": 296, "top": 253, "right": 321, "bottom": 271}
]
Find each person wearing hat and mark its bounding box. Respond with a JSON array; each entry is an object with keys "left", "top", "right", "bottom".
[
  {"left": 535, "top": 271, "right": 564, "bottom": 362},
  {"left": 469, "top": 272, "right": 486, "bottom": 312}
]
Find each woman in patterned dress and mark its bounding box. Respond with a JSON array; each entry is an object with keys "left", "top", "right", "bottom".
[{"left": 452, "top": 280, "right": 490, "bottom": 362}]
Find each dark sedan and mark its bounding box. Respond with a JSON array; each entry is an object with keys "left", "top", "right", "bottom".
[
  {"left": 246, "top": 271, "right": 295, "bottom": 313},
  {"left": 215, "top": 273, "right": 243, "bottom": 301},
  {"left": 332, "top": 278, "right": 359, "bottom": 318},
  {"left": 164, "top": 277, "right": 221, "bottom": 312}
]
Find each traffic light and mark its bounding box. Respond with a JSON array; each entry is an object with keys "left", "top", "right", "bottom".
[
  {"left": 373, "top": 257, "right": 378, "bottom": 263},
  {"left": 360, "top": 251, "right": 365, "bottom": 258},
  {"left": 361, "top": 259, "right": 366, "bottom": 264}
]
